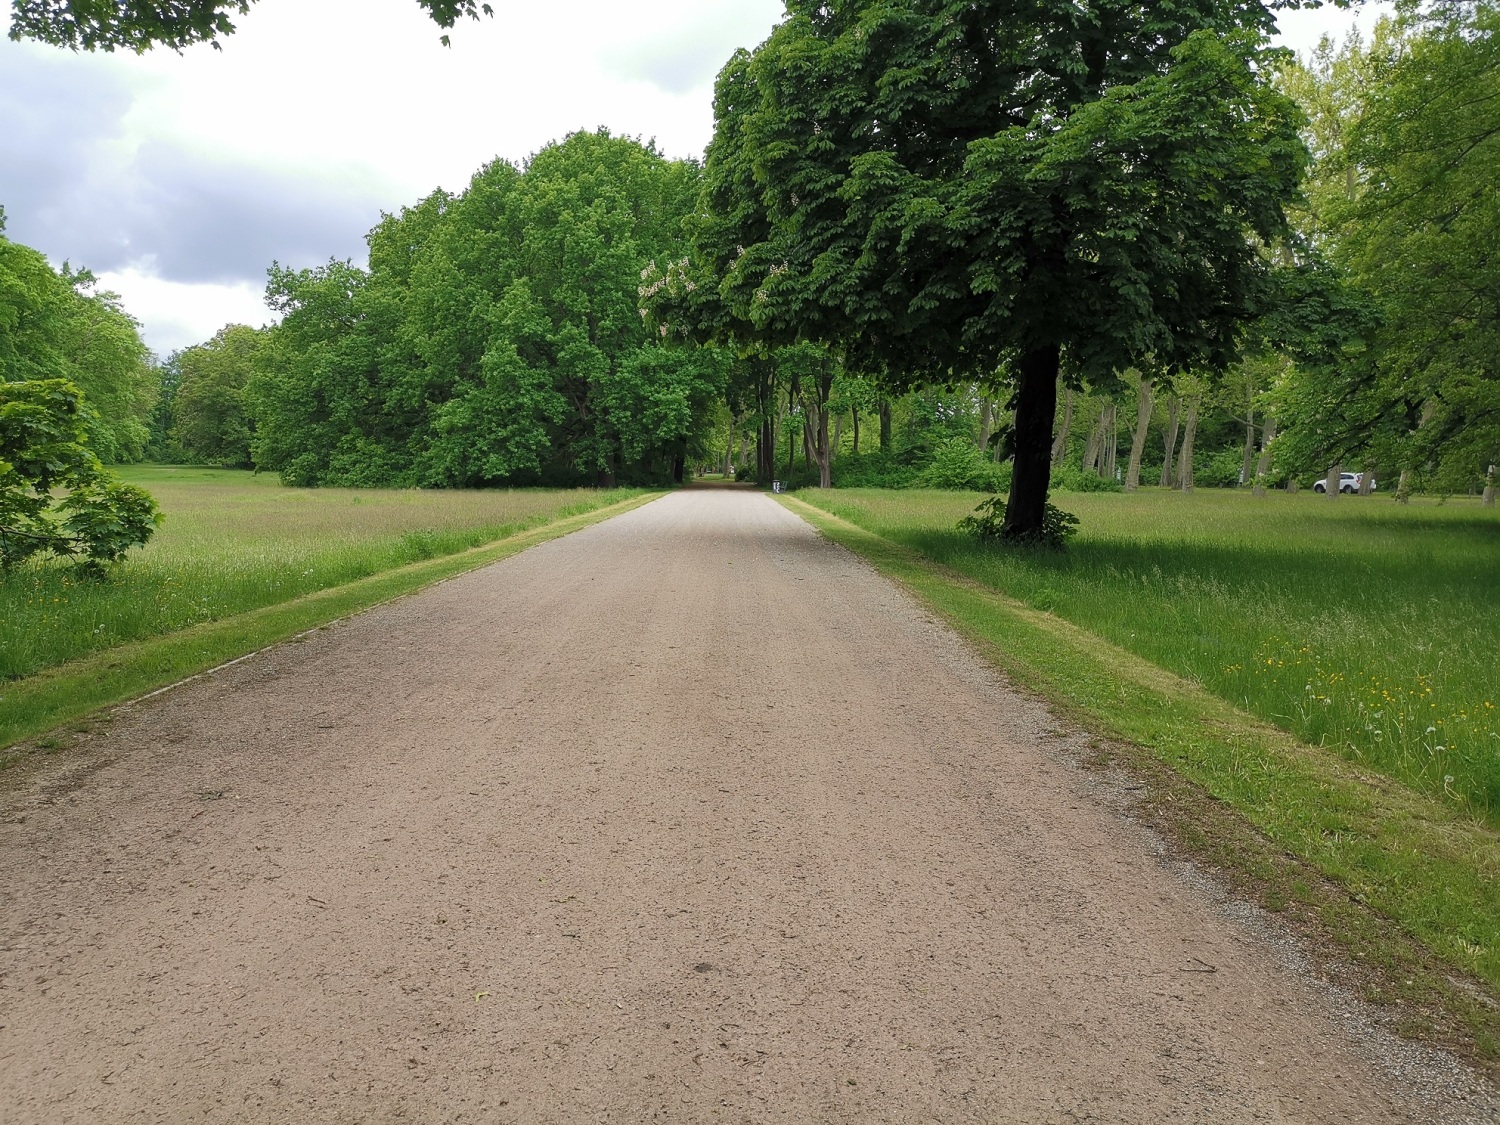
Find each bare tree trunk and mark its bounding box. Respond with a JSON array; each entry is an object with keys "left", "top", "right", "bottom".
[
  {"left": 851, "top": 408, "right": 860, "bottom": 455},
  {"left": 1160, "top": 395, "right": 1181, "bottom": 488},
  {"left": 1104, "top": 402, "right": 1119, "bottom": 479},
  {"left": 1178, "top": 397, "right": 1200, "bottom": 492},
  {"left": 802, "top": 370, "right": 835, "bottom": 489},
  {"left": 1484, "top": 464, "right": 1497, "bottom": 506},
  {"left": 832, "top": 412, "right": 843, "bottom": 462},
  {"left": 1051, "top": 386, "right": 1074, "bottom": 465},
  {"left": 878, "top": 401, "right": 892, "bottom": 451},
  {"left": 977, "top": 399, "right": 994, "bottom": 455},
  {"left": 1324, "top": 463, "right": 1342, "bottom": 498},
  {"left": 1359, "top": 461, "right": 1377, "bottom": 496},
  {"left": 1125, "top": 379, "right": 1153, "bottom": 491},
  {"left": 1252, "top": 415, "right": 1276, "bottom": 497},
  {"left": 1396, "top": 469, "right": 1412, "bottom": 503},
  {"left": 722, "top": 440, "right": 733, "bottom": 476},
  {"left": 1081, "top": 405, "right": 1104, "bottom": 474},
  {"left": 1240, "top": 405, "right": 1256, "bottom": 486}
]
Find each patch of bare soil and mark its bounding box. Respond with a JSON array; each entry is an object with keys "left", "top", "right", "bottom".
[{"left": 1, "top": 492, "right": 1492, "bottom": 1122}]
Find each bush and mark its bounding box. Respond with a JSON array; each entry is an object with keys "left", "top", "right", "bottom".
[
  {"left": 957, "top": 494, "right": 1080, "bottom": 549},
  {"left": 915, "top": 438, "right": 1013, "bottom": 492},
  {"left": 1, "top": 379, "right": 161, "bottom": 572},
  {"left": 1196, "top": 447, "right": 1247, "bottom": 489},
  {"left": 832, "top": 451, "right": 922, "bottom": 489},
  {"left": 1050, "top": 464, "right": 1123, "bottom": 493}
]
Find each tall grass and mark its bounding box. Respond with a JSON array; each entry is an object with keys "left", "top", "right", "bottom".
[
  {"left": 798, "top": 488, "right": 1500, "bottom": 825},
  {"left": 1, "top": 466, "right": 644, "bottom": 681}
]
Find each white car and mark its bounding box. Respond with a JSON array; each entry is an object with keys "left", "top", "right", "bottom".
[{"left": 1313, "top": 472, "right": 1375, "bottom": 494}]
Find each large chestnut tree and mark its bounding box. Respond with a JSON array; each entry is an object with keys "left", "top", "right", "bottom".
[{"left": 694, "top": 0, "right": 1309, "bottom": 537}]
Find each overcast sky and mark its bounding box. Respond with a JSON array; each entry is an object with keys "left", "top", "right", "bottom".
[{"left": 1, "top": 0, "right": 1387, "bottom": 355}]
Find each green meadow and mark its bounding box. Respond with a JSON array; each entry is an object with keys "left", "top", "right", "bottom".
[
  {"left": 796, "top": 488, "right": 1500, "bottom": 827},
  {"left": 0, "top": 466, "right": 645, "bottom": 684}
]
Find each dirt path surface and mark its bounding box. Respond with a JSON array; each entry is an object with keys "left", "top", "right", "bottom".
[{"left": 1, "top": 491, "right": 1490, "bottom": 1123}]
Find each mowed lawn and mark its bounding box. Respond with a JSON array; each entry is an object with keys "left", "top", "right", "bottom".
[
  {"left": 797, "top": 488, "right": 1500, "bottom": 826},
  {"left": 1, "top": 466, "right": 644, "bottom": 683}
]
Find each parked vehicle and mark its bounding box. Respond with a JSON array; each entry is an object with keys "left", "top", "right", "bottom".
[{"left": 1313, "top": 472, "right": 1375, "bottom": 494}]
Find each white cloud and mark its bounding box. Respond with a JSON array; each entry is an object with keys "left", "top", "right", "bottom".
[
  {"left": 96, "top": 268, "right": 274, "bottom": 357},
  {"left": 1272, "top": 2, "right": 1395, "bottom": 59}
]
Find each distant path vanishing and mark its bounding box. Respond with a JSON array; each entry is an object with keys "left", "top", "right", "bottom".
[{"left": 0, "top": 491, "right": 1487, "bottom": 1122}]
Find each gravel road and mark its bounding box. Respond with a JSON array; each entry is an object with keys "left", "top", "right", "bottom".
[{"left": 1, "top": 490, "right": 1491, "bottom": 1123}]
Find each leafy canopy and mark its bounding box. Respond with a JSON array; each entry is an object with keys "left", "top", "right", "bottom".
[
  {"left": 0, "top": 229, "right": 157, "bottom": 462},
  {"left": 0, "top": 380, "right": 161, "bottom": 571},
  {"left": 247, "top": 130, "right": 723, "bottom": 488},
  {"left": 8, "top": 0, "right": 494, "bottom": 51},
  {"left": 695, "top": 0, "right": 1311, "bottom": 385}
]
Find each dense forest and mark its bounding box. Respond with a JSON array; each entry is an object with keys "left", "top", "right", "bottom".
[{"left": 3, "top": 3, "right": 1496, "bottom": 503}]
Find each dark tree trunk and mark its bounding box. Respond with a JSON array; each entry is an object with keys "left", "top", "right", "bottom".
[
  {"left": 977, "top": 398, "right": 994, "bottom": 454},
  {"left": 878, "top": 400, "right": 892, "bottom": 451},
  {"left": 1002, "top": 345, "right": 1060, "bottom": 539},
  {"left": 852, "top": 409, "right": 860, "bottom": 455},
  {"left": 672, "top": 454, "right": 685, "bottom": 484},
  {"left": 752, "top": 357, "right": 776, "bottom": 484}
]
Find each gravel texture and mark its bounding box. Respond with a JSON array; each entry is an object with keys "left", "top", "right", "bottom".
[{"left": 1, "top": 489, "right": 1493, "bottom": 1123}]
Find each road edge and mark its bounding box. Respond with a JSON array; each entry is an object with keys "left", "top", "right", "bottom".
[
  {"left": 0, "top": 492, "right": 665, "bottom": 759},
  {"left": 778, "top": 492, "right": 1500, "bottom": 1077}
]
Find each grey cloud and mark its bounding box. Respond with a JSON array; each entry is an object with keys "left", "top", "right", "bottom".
[
  {"left": 121, "top": 142, "right": 386, "bottom": 283},
  {"left": 0, "top": 43, "right": 391, "bottom": 285}
]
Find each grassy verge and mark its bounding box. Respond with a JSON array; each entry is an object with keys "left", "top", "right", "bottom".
[
  {"left": 781, "top": 494, "right": 1500, "bottom": 1068},
  {"left": 3, "top": 467, "right": 649, "bottom": 681},
  {"left": 794, "top": 488, "right": 1500, "bottom": 825},
  {"left": 0, "top": 491, "right": 661, "bottom": 755}
]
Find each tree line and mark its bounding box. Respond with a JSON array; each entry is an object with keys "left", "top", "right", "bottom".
[{"left": 6, "top": 2, "right": 1498, "bottom": 525}]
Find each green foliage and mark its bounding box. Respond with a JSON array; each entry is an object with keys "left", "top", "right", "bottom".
[
  {"left": 915, "top": 438, "right": 1012, "bottom": 492},
  {"left": 691, "top": 0, "right": 1308, "bottom": 535},
  {"left": 959, "top": 495, "right": 1080, "bottom": 548},
  {"left": 1048, "top": 465, "right": 1124, "bottom": 493},
  {"left": 8, "top": 0, "right": 494, "bottom": 51},
  {"left": 0, "top": 234, "right": 157, "bottom": 462},
  {"left": 1193, "top": 448, "right": 1248, "bottom": 489},
  {"left": 248, "top": 132, "right": 716, "bottom": 489},
  {"left": 171, "top": 324, "right": 262, "bottom": 467},
  {"left": 0, "top": 380, "right": 161, "bottom": 571},
  {"left": 1274, "top": 5, "right": 1500, "bottom": 488}
]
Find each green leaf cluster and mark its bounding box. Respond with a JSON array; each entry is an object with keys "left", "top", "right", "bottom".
[
  {"left": 7, "top": 0, "right": 493, "bottom": 51},
  {"left": 0, "top": 231, "right": 158, "bottom": 463},
  {"left": 0, "top": 379, "right": 161, "bottom": 571},
  {"left": 1272, "top": 4, "right": 1500, "bottom": 489}
]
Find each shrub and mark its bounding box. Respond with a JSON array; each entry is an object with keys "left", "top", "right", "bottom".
[
  {"left": 1050, "top": 464, "right": 1124, "bottom": 492},
  {"left": 0, "top": 379, "right": 161, "bottom": 572},
  {"left": 915, "top": 438, "right": 1013, "bottom": 492},
  {"left": 957, "top": 494, "right": 1080, "bottom": 548},
  {"left": 1196, "top": 447, "right": 1247, "bottom": 489}
]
